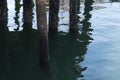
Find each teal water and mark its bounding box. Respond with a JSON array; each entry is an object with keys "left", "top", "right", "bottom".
[{"left": 0, "top": 0, "right": 120, "bottom": 80}]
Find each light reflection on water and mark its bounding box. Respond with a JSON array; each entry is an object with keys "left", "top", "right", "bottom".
[
  {"left": 80, "top": 1, "right": 120, "bottom": 80},
  {"left": 0, "top": 0, "right": 120, "bottom": 80},
  {"left": 7, "top": 0, "right": 37, "bottom": 31}
]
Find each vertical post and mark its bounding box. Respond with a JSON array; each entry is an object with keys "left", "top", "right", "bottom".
[
  {"left": 22, "top": 0, "right": 35, "bottom": 68},
  {"left": 0, "top": 0, "right": 8, "bottom": 32},
  {"left": 36, "top": 0, "right": 49, "bottom": 63},
  {"left": 23, "top": 0, "right": 33, "bottom": 30},
  {"left": 69, "top": 0, "right": 77, "bottom": 31},
  {"left": 0, "top": 0, "right": 8, "bottom": 79},
  {"left": 49, "top": 0, "right": 60, "bottom": 31}
]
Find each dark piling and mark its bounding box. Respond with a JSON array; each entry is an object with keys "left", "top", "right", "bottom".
[
  {"left": 49, "top": 0, "right": 60, "bottom": 31},
  {"left": 69, "top": 0, "right": 78, "bottom": 31},
  {"left": 0, "top": 0, "right": 8, "bottom": 79},
  {"left": 23, "top": 0, "right": 33, "bottom": 30},
  {"left": 36, "top": 0, "right": 49, "bottom": 64}
]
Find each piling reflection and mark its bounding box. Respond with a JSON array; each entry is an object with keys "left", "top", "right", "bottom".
[
  {"left": 0, "top": 0, "right": 94, "bottom": 80},
  {"left": 0, "top": 0, "right": 40, "bottom": 80},
  {"left": 80, "top": 0, "right": 94, "bottom": 40},
  {"left": 77, "top": 0, "right": 80, "bottom": 14},
  {"left": 14, "top": 0, "right": 22, "bottom": 31},
  {"left": 49, "top": 29, "right": 91, "bottom": 80},
  {"left": 77, "top": 0, "right": 94, "bottom": 79},
  {"left": 110, "top": 0, "right": 120, "bottom": 2},
  {"left": 77, "top": 0, "right": 81, "bottom": 24},
  {"left": 49, "top": 0, "right": 94, "bottom": 80}
]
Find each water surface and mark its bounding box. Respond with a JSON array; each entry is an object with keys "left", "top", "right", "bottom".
[{"left": 0, "top": 0, "right": 120, "bottom": 80}]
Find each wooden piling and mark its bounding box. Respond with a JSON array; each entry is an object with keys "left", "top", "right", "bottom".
[
  {"left": 23, "top": 0, "right": 33, "bottom": 30},
  {"left": 0, "top": 0, "right": 8, "bottom": 32},
  {"left": 0, "top": 0, "right": 7, "bottom": 22},
  {"left": 69, "top": 0, "right": 78, "bottom": 31},
  {"left": 0, "top": 1, "right": 8, "bottom": 79},
  {"left": 49, "top": 0, "right": 60, "bottom": 31},
  {"left": 36, "top": 0, "right": 49, "bottom": 63}
]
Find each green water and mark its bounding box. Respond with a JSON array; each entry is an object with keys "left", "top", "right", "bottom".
[{"left": 0, "top": 0, "right": 120, "bottom": 80}]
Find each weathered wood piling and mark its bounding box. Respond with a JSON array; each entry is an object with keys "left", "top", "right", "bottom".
[
  {"left": 49, "top": 0, "right": 60, "bottom": 31},
  {"left": 0, "top": 0, "right": 8, "bottom": 32},
  {"left": 36, "top": 0, "right": 49, "bottom": 63},
  {"left": 69, "top": 0, "right": 78, "bottom": 31},
  {"left": 23, "top": 0, "right": 33, "bottom": 30},
  {"left": 0, "top": 1, "right": 8, "bottom": 79}
]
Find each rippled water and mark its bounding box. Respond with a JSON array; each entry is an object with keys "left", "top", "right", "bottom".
[
  {"left": 81, "top": 2, "right": 120, "bottom": 80},
  {"left": 0, "top": 0, "right": 120, "bottom": 80}
]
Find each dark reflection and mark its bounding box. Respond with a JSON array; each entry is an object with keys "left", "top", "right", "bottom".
[
  {"left": 49, "top": 0, "right": 94, "bottom": 80},
  {"left": 9, "top": 1, "right": 50, "bottom": 80},
  {"left": 77, "top": 0, "right": 80, "bottom": 14},
  {"left": 80, "top": 0, "right": 94, "bottom": 42},
  {"left": 8, "top": 0, "right": 40, "bottom": 80},
  {"left": 110, "top": 0, "right": 120, "bottom": 2},
  {"left": 0, "top": 0, "right": 8, "bottom": 80},
  {"left": 77, "top": 0, "right": 81, "bottom": 24},
  {"left": 49, "top": 31, "right": 89, "bottom": 80},
  {"left": 1, "top": 0, "right": 42, "bottom": 80},
  {"left": 0, "top": 0, "right": 94, "bottom": 80},
  {"left": 78, "top": 0, "right": 94, "bottom": 79},
  {"left": 14, "top": 0, "right": 22, "bottom": 31}
]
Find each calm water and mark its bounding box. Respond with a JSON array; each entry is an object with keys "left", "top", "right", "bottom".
[{"left": 0, "top": 0, "right": 120, "bottom": 80}]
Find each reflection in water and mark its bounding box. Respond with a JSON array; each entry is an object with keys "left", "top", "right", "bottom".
[
  {"left": 110, "top": 0, "right": 120, "bottom": 2},
  {"left": 77, "top": 0, "right": 81, "bottom": 24},
  {"left": 0, "top": 0, "right": 50, "bottom": 80},
  {"left": 48, "top": 1, "right": 94, "bottom": 80},
  {"left": 78, "top": 0, "right": 94, "bottom": 79},
  {"left": 0, "top": 0, "right": 94, "bottom": 80},
  {"left": 77, "top": 0, "right": 80, "bottom": 14},
  {"left": 14, "top": 0, "right": 22, "bottom": 31},
  {"left": 81, "top": 0, "right": 94, "bottom": 39},
  {"left": 1, "top": 0, "right": 120, "bottom": 80},
  {"left": 0, "top": 0, "right": 39, "bottom": 80},
  {"left": 49, "top": 29, "right": 90, "bottom": 80}
]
